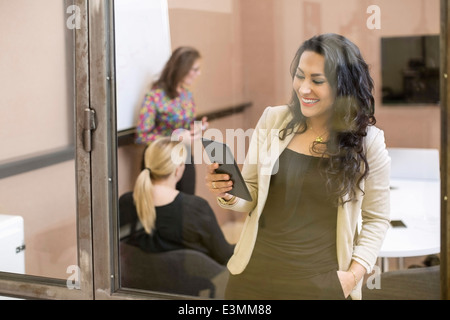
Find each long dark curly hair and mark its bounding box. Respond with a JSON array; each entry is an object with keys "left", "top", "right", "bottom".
[{"left": 280, "top": 33, "right": 376, "bottom": 204}]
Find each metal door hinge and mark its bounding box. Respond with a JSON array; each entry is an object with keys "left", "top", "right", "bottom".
[{"left": 83, "top": 108, "right": 97, "bottom": 152}]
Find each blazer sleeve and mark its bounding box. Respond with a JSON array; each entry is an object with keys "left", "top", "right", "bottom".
[
  {"left": 352, "top": 128, "right": 391, "bottom": 272},
  {"left": 216, "top": 106, "right": 271, "bottom": 213}
]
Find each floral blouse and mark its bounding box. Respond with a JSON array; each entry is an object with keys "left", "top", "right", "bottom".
[{"left": 135, "top": 87, "right": 196, "bottom": 144}]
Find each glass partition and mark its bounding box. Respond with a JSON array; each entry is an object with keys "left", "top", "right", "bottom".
[
  {"left": 115, "top": 0, "right": 442, "bottom": 300},
  {"left": 0, "top": 0, "right": 78, "bottom": 281}
]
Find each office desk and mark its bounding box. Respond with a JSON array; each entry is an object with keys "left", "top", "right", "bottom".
[{"left": 377, "top": 179, "right": 440, "bottom": 271}]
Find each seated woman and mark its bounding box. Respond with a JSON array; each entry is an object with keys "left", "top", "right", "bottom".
[{"left": 127, "top": 137, "right": 234, "bottom": 266}]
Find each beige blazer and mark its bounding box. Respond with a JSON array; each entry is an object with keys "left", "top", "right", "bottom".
[{"left": 218, "top": 105, "right": 391, "bottom": 300}]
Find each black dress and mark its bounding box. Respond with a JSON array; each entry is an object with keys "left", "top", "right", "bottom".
[
  {"left": 129, "top": 192, "right": 234, "bottom": 266},
  {"left": 225, "top": 148, "right": 345, "bottom": 300},
  {"left": 176, "top": 156, "right": 196, "bottom": 195}
]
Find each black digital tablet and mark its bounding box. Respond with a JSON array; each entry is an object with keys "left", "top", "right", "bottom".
[{"left": 202, "top": 138, "right": 253, "bottom": 202}]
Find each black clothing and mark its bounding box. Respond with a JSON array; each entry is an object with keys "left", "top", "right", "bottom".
[
  {"left": 225, "top": 148, "right": 342, "bottom": 299},
  {"left": 257, "top": 149, "right": 339, "bottom": 276},
  {"left": 176, "top": 161, "right": 196, "bottom": 195},
  {"left": 225, "top": 267, "right": 345, "bottom": 300},
  {"left": 129, "top": 192, "right": 234, "bottom": 265}
]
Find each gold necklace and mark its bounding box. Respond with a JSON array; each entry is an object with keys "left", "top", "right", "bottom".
[{"left": 309, "top": 126, "right": 327, "bottom": 143}]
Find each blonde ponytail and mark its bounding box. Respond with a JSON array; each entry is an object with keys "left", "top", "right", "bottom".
[
  {"left": 133, "top": 168, "right": 155, "bottom": 234},
  {"left": 133, "top": 138, "right": 187, "bottom": 234}
]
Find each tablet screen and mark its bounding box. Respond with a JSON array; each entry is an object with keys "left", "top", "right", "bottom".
[{"left": 202, "top": 138, "right": 253, "bottom": 202}]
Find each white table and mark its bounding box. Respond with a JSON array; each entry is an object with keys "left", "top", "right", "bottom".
[{"left": 377, "top": 178, "right": 440, "bottom": 271}]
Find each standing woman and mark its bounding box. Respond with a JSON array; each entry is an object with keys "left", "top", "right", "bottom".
[
  {"left": 135, "top": 46, "right": 208, "bottom": 195},
  {"left": 205, "top": 33, "right": 391, "bottom": 300}
]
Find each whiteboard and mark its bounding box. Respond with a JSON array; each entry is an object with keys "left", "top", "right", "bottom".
[{"left": 114, "top": 0, "right": 172, "bottom": 132}]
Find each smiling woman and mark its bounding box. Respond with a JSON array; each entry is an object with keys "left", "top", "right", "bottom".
[
  {"left": 293, "top": 51, "right": 335, "bottom": 134},
  {"left": 282, "top": 34, "right": 377, "bottom": 200},
  {"left": 206, "top": 33, "right": 390, "bottom": 300}
]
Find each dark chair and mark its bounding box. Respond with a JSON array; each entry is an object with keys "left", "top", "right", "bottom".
[
  {"left": 118, "top": 191, "right": 229, "bottom": 299},
  {"left": 362, "top": 265, "right": 440, "bottom": 300},
  {"left": 120, "top": 242, "right": 228, "bottom": 298}
]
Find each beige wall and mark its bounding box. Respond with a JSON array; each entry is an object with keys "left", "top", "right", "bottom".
[
  {"left": 0, "top": 0, "right": 72, "bottom": 161},
  {"left": 271, "top": 0, "right": 441, "bottom": 149},
  {"left": 168, "top": 0, "right": 246, "bottom": 114},
  {"left": 369, "top": 0, "right": 440, "bottom": 149}
]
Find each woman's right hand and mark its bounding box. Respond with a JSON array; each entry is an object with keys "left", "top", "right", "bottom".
[{"left": 205, "top": 163, "right": 234, "bottom": 199}]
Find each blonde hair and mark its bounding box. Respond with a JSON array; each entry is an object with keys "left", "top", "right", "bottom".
[{"left": 133, "top": 137, "right": 187, "bottom": 234}]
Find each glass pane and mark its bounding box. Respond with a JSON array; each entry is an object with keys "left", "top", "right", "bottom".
[
  {"left": 0, "top": 0, "right": 77, "bottom": 280},
  {"left": 115, "top": 0, "right": 441, "bottom": 300}
]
